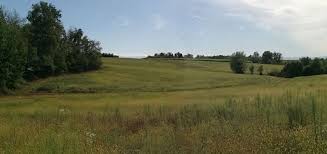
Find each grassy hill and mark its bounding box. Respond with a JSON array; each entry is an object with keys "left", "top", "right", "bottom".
[
  {"left": 1, "top": 58, "right": 327, "bottom": 153},
  {"left": 20, "top": 58, "right": 284, "bottom": 93}
]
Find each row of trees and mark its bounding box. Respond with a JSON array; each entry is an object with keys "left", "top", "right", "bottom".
[
  {"left": 195, "top": 55, "right": 230, "bottom": 59},
  {"left": 280, "top": 57, "right": 327, "bottom": 78},
  {"left": 0, "top": 2, "right": 102, "bottom": 93},
  {"left": 148, "top": 52, "right": 233, "bottom": 59},
  {"left": 249, "top": 51, "right": 283, "bottom": 64},
  {"left": 147, "top": 52, "right": 193, "bottom": 59},
  {"left": 102, "top": 53, "right": 119, "bottom": 58},
  {"left": 230, "top": 52, "right": 327, "bottom": 78},
  {"left": 230, "top": 52, "right": 273, "bottom": 74}
]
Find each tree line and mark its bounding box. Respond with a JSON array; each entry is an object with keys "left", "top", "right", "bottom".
[
  {"left": 0, "top": 2, "right": 102, "bottom": 93},
  {"left": 280, "top": 57, "right": 327, "bottom": 78},
  {"left": 249, "top": 51, "right": 283, "bottom": 64},
  {"left": 147, "top": 52, "right": 193, "bottom": 59},
  {"left": 147, "top": 52, "right": 233, "bottom": 59},
  {"left": 195, "top": 55, "right": 230, "bottom": 59},
  {"left": 230, "top": 52, "right": 327, "bottom": 78},
  {"left": 102, "top": 53, "right": 119, "bottom": 58}
]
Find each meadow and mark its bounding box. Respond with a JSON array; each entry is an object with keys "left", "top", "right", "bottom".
[{"left": 1, "top": 58, "right": 327, "bottom": 153}]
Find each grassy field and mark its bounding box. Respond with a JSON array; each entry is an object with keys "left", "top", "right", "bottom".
[{"left": 2, "top": 58, "right": 327, "bottom": 153}]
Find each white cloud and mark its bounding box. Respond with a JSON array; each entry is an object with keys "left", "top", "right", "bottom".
[
  {"left": 152, "top": 14, "right": 166, "bottom": 31},
  {"left": 206, "top": 0, "right": 327, "bottom": 54}
]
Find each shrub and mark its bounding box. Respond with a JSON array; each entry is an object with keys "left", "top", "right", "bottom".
[
  {"left": 250, "top": 52, "right": 261, "bottom": 63},
  {"left": 258, "top": 65, "right": 264, "bottom": 75},
  {"left": 230, "top": 52, "right": 247, "bottom": 74},
  {"left": 281, "top": 62, "right": 303, "bottom": 78},
  {"left": 302, "top": 58, "right": 324, "bottom": 76},
  {"left": 249, "top": 65, "right": 255, "bottom": 74},
  {"left": 299, "top": 57, "right": 311, "bottom": 66},
  {"left": 268, "top": 69, "right": 281, "bottom": 77}
]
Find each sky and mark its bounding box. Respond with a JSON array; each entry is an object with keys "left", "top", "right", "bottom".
[{"left": 1, "top": 0, "right": 327, "bottom": 58}]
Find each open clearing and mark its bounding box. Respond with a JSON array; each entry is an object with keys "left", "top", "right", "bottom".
[{"left": 1, "top": 58, "right": 327, "bottom": 153}]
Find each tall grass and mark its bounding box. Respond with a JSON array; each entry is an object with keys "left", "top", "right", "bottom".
[{"left": 1, "top": 90, "right": 327, "bottom": 153}]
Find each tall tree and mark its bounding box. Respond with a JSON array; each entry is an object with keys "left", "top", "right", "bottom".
[
  {"left": 251, "top": 52, "right": 261, "bottom": 63},
  {"left": 262, "top": 51, "right": 273, "bottom": 64},
  {"left": 299, "top": 57, "right": 311, "bottom": 66},
  {"left": 27, "top": 1, "right": 65, "bottom": 77},
  {"left": 272, "top": 52, "right": 282, "bottom": 64},
  {"left": 0, "top": 7, "right": 27, "bottom": 93},
  {"left": 66, "top": 28, "right": 102, "bottom": 72},
  {"left": 230, "top": 52, "right": 247, "bottom": 74}
]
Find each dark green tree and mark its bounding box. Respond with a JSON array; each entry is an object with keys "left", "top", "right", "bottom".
[
  {"left": 251, "top": 52, "right": 261, "bottom": 63},
  {"left": 66, "top": 28, "right": 102, "bottom": 72},
  {"left": 249, "top": 65, "right": 255, "bottom": 74},
  {"left": 299, "top": 57, "right": 311, "bottom": 66},
  {"left": 230, "top": 52, "right": 247, "bottom": 74},
  {"left": 272, "top": 52, "right": 282, "bottom": 64},
  {"left": 262, "top": 51, "right": 273, "bottom": 64},
  {"left": 174, "top": 52, "right": 183, "bottom": 58},
  {"left": 27, "top": 1, "right": 66, "bottom": 77},
  {"left": 281, "top": 62, "right": 303, "bottom": 78},
  {"left": 302, "top": 58, "right": 324, "bottom": 76},
  {"left": 258, "top": 65, "right": 264, "bottom": 75},
  {"left": 0, "top": 7, "right": 27, "bottom": 93}
]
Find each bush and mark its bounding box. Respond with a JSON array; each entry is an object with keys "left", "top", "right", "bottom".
[
  {"left": 230, "top": 52, "right": 247, "bottom": 74},
  {"left": 249, "top": 65, "right": 255, "bottom": 74},
  {"left": 250, "top": 52, "right": 261, "bottom": 63},
  {"left": 302, "top": 58, "right": 324, "bottom": 76},
  {"left": 281, "top": 62, "right": 303, "bottom": 78},
  {"left": 66, "top": 28, "right": 102, "bottom": 73},
  {"left": 268, "top": 69, "right": 281, "bottom": 77},
  {"left": 258, "top": 65, "right": 264, "bottom": 75}
]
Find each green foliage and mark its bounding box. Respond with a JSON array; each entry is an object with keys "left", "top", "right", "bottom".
[
  {"left": 230, "top": 52, "right": 247, "bottom": 74},
  {"left": 280, "top": 57, "right": 327, "bottom": 78},
  {"left": 261, "top": 51, "right": 283, "bottom": 64},
  {"left": 27, "top": 1, "right": 65, "bottom": 77},
  {"left": 0, "top": 7, "right": 27, "bottom": 93},
  {"left": 272, "top": 52, "right": 282, "bottom": 64},
  {"left": 258, "top": 65, "right": 264, "bottom": 75},
  {"left": 280, "top": 62, "right": 300, "bottom": 78},
  {"left": 66, "top": 28, "right": 102, "bottom": 72},
  {"left": 303, "top": 58, "right": 324, "bottom": 76},
  {"left": 262, "top": 51, "right": 273, "bottom": 64},
  {"left": 0, "top": 2, "right": 103, "bottom": 93},
  {"left": 300, "top": 57, "right": 311, "bottom": 66},
  {"left": 102, "top": 53, "right": 119, "bottom": 58},
  {"left": 281, "top": 61, "right": 303, "bottom": 78},
  {"left": 249, "top": 65, "right": 255, "bottom": 74},
  {"left": 250, "top": 52, "right": 261, "bottom": 63}
]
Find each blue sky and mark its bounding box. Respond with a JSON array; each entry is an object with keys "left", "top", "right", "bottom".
[{"left": 2, "top": 0, "right": 326, "bottom": 57}]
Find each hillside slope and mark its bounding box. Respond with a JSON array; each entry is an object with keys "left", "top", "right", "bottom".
[{"left": 20, "top": 58, "right": 285, "bottom": 94}]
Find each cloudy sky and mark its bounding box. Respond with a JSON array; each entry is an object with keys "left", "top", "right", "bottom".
[{"left": 2, "top": 0, "right": 327, "bottom": 57}]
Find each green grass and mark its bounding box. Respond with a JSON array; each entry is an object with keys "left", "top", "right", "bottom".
[
  {"left": 2, "top": 58, "right": 327, "bottom": 153},
  {"left": 20, "top": 58, "right": 284, "bottom": 93}
]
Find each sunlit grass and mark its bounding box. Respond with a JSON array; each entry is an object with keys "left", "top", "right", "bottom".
[{"left": 2, "top": 58, "right": 327, "bottom": 152}]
